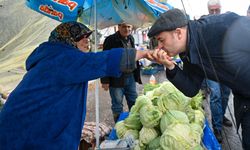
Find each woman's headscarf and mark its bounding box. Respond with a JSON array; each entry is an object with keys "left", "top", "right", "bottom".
[{"left": 49, "top": 21, "right": 93, "bottom": 48}]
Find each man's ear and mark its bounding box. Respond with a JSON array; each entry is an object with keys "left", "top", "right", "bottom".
[{"left": 175, "top": 28, "right": 183, "bottom": 40}]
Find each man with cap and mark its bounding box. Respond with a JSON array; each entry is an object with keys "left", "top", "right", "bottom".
[
  {"left": 0, "top": 21, "right": 151, "bottom": 150},
  {"left": 148, "top": 8, "right": 250, "bottom": 149}
]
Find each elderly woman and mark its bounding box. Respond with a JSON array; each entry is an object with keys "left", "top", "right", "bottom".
[{"left": 0, "top": 22, "right": 149, "bottom": 150}]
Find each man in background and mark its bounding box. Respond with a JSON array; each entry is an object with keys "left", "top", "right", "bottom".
[
  {"left": 207, "top": 0, "right": 221, "bottom": 14},
  {"left": 203, "top": 0, "right": 232, "bottom": 143},
  {"left": 101, "top": 23, "right": 142, "bottom": 122}
]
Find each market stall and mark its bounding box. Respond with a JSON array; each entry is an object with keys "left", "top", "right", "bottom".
[
  {"left": 21, "top": 1, "right": 227, "bottom": 149},
  {"left": 100, "top": 81, "right": 221, "bottom": 150}
]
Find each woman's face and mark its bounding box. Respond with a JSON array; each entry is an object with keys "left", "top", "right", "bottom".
[{"left": 76, "top": 37, "right": 90, "bottom": 52}]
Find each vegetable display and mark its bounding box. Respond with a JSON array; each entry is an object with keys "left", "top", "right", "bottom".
[{"left": 115, "top": 81, "right": 205, "bottom": 150}]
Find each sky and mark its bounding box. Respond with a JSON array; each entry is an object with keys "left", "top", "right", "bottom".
[{"left": 167, "top": 0, "right": 250, "bottom": 19}]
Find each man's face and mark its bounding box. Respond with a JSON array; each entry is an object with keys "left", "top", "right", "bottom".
[
  {"left": 76, "top": 37, "right": 90, "bottom": 52},
  {"left": 155, "top": 30, "right": 184, "bottom": 57},
  {"left": 208, "top": 5, "right": 221, "bottom": 15},
  {"left": 118, "top": 23, "right": 133, "bottom": 37}
]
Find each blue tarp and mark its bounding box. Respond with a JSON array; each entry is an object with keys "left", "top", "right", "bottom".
[
  {"left": 109, "top": 112, "right": 222, "bottom": 150},
  {"left": 79, "top": 0, "right": 173, "bottom": 29},
  {"left": 25, "top": 0, "right": 173, "bottom": 29}
]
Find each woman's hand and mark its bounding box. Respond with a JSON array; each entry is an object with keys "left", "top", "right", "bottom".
[{"left": 135, "top": 50, "right": 154, "bottom": 61}]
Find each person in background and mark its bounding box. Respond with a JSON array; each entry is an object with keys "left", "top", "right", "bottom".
[
  {"left": 202, "top": 0, "right": 232, "bottom": 143},
  {"left": 0, "top": 21, "right": 150, "bottom": 150},
  {"left": 207, "top": 0, "right": 221, "bottom": 14},
  {"left": 147, "top": 8, "right": 250, "bottom": 149},
  {"left": 247, "top": 5, "right": 250, "bottom": 17},
  {"left": 101, "top": 23, "right": 142, "bottom": 122}
]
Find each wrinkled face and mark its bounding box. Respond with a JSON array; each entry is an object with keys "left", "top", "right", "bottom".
[
  {"left": 118, "top": 23, "right": 133, "bottom": 37},
  {"left": 76, "top": 37, "right": 90, "bottom": 52},
  {"left": 155, "top": 29, "right": 186, "bottom": 57},
  {"left": 208, "top": 5, "right": 221, "bottom": 14}
]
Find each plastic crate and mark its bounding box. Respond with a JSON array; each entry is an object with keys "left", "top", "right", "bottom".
[
  {"left": 141, "top": 67, "right": 158, "bottom": 75},
  {"left": 108, "top": 112, "right": 129, "bottom": 140}
]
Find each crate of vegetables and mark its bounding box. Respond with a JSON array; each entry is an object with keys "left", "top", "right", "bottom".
[{"left": 109, "top": 81, "right": 221, "bottom": 150}]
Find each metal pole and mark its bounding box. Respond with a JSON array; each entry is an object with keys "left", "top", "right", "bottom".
[{"left": 93, "top": 0, "right": 100, "bottom": 148}]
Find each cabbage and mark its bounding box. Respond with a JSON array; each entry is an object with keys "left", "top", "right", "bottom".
[
  {"left": 139, "top": 105, "right": 162, "bottom": 128},
  {"left": 115, "top": 121, "right": 128, "bottom": 139},
  {"left": 160, "top": 123, "right": 194, "bottom": 150},
  {"left": 185, "top": 105, "right": 195, "bottom": 122},
  {"left": 123, "top": 129, "right": 139, "bottom": 140},
  {"left": 147, "top": 136, "right": 161, "bottom": 150},
  {"left": 144, "top": 83, "right": 160, "bottom": 94},
  {"left": 190, "top": 91, "right": 204, "bottom": 110},
  {"left": 134, "top": 143, "right": 146, "bottom": 150},
  {"left": 124, "top": 113, "right": 142, "bottom": 130},
  {"left": 153, "top": 82, "right": 189, "bottom": 99},
  {"left": 194, "top": 110, "right": 205, "bottom": 127},
  {"left": 130, "top": 95, "right": 152, "bottom": 113},
  {"left": 157, "top": 92, "right": 188, "bottom": 113},
  {"left": 145, "top": 90, "right": 154, "bottom": 99},
  {"left": 160, "top": 110, "right": 189, "bottom": 133},
  {"left": 193, "top": 144, "right": 204, "bottom": 150},
  {"left": 139, "top": 127, "right": 159, "bottom": 145},
  {"left": 190, "top": 123, "right": 203, "bottom": 144},
  {"left": 145, "top": 91, "right": 159, "bottom": 106},
  {"left": 153, "top": 81, "right": 177, "bottom": 96}
]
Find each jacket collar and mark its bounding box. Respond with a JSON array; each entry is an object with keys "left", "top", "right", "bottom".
[
  {"left": 114, "top": 31, "right": 134, "bottom": 47},
  {"left": 180, "top": 21, "right": 201, "bottom": 65}
]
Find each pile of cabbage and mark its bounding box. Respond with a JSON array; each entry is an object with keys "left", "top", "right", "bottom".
[{"left": 115, "top": 81, "right": 205, "bottom": 150}]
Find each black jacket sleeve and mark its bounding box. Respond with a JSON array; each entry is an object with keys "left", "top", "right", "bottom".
[
  {"left": 100, "top": 36, "right": 113, "bottom": 84},
  {"left": 166, "top": 64, "right": 204, "bottom": 97}
]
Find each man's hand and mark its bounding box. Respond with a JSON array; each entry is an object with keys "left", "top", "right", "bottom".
[
  {"left": 101, "top": 84, "right": 109, "bottom": 91},
  {"left": 148, "top": 49, "right": 175, "bottom": 70}
]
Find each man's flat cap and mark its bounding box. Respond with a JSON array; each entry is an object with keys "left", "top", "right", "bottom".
[{"left": 148, "top": 9, "right": 188, "bottom": 38}]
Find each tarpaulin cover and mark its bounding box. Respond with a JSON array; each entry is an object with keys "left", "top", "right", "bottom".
[{"left": 25, "top": 0, "right": 173, "bottom": 29}]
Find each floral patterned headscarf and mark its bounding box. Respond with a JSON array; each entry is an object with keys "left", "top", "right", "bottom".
[{"left": 49, "top": 21, "right": 92, "bottom": 48}]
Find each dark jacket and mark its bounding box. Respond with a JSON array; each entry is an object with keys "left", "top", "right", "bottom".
[
  {"left": 166, "top": 12, "right": 250, "bottom": 98},
  {"left": 101, "top": 31, "right": 142, "bottom": 87}
]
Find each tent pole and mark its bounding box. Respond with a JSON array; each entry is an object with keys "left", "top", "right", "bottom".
[{"left": 94, "top": 0, "right": 100, "bottom": 148}]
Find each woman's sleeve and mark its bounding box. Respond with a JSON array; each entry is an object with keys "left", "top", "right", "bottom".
[{"left": 58, "top": 48, "right": 136, "bottom": 84}]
